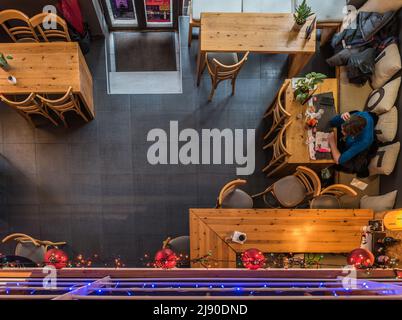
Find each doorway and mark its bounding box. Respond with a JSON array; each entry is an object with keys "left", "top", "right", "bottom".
[
  {"left": 99, "top": 0, "right": 182, "bottom": 30},
  {"left": 96, "top": 0, "right": 184, "bottom": 94}
]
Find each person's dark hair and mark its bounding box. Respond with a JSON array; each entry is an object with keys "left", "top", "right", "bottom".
[{"left": 342, "top": 115, "right": 367, "bottom": 137}]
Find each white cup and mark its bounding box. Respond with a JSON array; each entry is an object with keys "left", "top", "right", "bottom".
[{"left": 7, "top": 75, "right": 17, "bottom": 85}]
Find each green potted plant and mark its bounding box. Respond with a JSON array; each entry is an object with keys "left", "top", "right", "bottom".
[
  {"left": 0, "top": 53, "right": 13, "bottom": 72},
  {"left": 294, "top": 0, "right": 314, "bottom": 28},
  {"left": 294, "top": 72, "right": 327, "bottom": 104}
]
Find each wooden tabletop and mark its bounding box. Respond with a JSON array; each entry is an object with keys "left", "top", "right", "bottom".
[
  {"left": 286, "top": 78, "right": 338, "bottom": 165},
  {"left": 200, "top": 13, "right": 316, "bottom": 54},
  {"left": 190, "top": 208, "right": 373, "bottom": 268},
  {"left": 0, "top": 42, "right": 94, "bottom": 117}
]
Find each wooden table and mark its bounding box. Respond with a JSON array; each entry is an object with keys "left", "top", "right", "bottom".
[
  {"left": 190, "top": 208, "right": 373, "bottom": 268},
  {"left": 0, "top": 42, "right": 94, "bottom": 118},
  {"left": 196, "top": 13, "right": 317, "bottom": 85},
  {"left": 284, "top": 78, "right": 338, "bottom": 173}
]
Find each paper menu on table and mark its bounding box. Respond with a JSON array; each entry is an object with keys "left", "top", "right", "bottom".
[{"left": 350, "top": 178, "right": 368, "bottom": 191}]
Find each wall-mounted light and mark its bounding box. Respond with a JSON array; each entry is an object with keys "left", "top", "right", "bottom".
[{"left": 384, "top": 209, "right": 402, "bottom": 231}]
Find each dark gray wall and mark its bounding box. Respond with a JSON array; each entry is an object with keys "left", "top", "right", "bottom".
[
  {"left": 0, "top": 0, "right": 103, "bottom": 36},
  {"left": 380, "top": 9, "right": 402, "bottom": 206}
]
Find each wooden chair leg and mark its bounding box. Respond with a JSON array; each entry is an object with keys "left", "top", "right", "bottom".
[
  {"left": 55, "top": 112, "right": 68, "bottom": 128},
  {"left": 42, "top": 112, "right": 59, "bottom": 126},
  {"left": 263, "top": 127, "right": 277, "bottom": 143},
  {"left": 252, "top": 185, "right": 273, "bottom": 199},
  {"left": 262, "top": 192, "right": 282, "bottom": 208},
  {"left": 188, "top": 23, "right": 193, "bottom": 47},
  {"left": 231, "top": 77, "right": 237, "bottom": 96},
  {"left": 76, "top": 108, "right": 89, "bottom": 123},
  {"left": 267, "top": 161, "right": 288, "bottom": 177},
  {"left": 208, "top": 84, "right": 217, "bottom": 102},
  {"left": 262, "top": 140, "right": 275, "bottom": 150},
  {"left": 18, "top": 111, "right": 36, "bottom": 128},
  {"left": 262, "top": 153, "right": 285, "bottom": 173},
  {"left": 262, "top": 161, "right": 274, "bottom": 173},
  {"left": 263, "top": 106, "right": 274, "bottom": 119}
]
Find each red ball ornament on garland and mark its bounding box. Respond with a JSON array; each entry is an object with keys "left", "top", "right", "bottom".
[
  {"left": 347, "top": 248, "right": 375, "bottom": 269},
  {"left": 154, "top": 248, "right": 177, "bottom": 269},
  {"left": 44, "top": 249, "right": 68, "bottom": 269},
  {"left": 241, "top": 248, "right": 266, "bottom": 270}
]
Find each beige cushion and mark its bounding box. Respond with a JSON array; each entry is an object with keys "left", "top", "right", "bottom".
[
  {"left": 191, "top": 0, "right": 242, "bottom": 20},
  {"left": 366, "top": 77, "right": 401, "bottom": 115},
  {"left": 336, "top": 172, "right": 380, "bottom": 209},
  {"left": 340, "top": 67, "right": 373, "bottom": 112},
  {"left": 371, "top": 44, "right": 402, "bottom": 89},
  {"left": 369, "top": 142, "right": 401, "bottom": 176},
  {"left": 360, "top": 190, "right": 398, "bottom": 213},
  {"left": 360, "top": 0, "right": 402, "bottom": 13},
  {"left": 375, "top": 106, "right": 398, "bottom": 143},
  {"left": 243, "top": 0, "right": 293, "bottom": 13}
]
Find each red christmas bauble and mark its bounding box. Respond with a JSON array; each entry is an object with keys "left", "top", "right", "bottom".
[
  {"left": 154, "top": 248, "right": 177, "bottom": 269},
  {"left": 44, "top": 249, "right": 68, "bottom": 269},
  {"left": 241, "top": 248, "right": 266, "bottom": 270},
  {"left": 347, "top": 248, "right": 375, "bottom": 269}
]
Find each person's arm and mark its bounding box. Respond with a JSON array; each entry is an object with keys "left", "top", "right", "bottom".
[
  {"left": 328, "top": 132, "right": 341, "bottom": 164},
  {"left": 330, "top": 112, "right": 351, "bottom": 127},
  {"left": 338, "top": 113, "right": 374, "bottom": 164},
  {"left": 330, "top": 115, "right": 344, "bottom": 127},
  {"left": 338, "top": 136, "right": 372, "bottom": 164}
]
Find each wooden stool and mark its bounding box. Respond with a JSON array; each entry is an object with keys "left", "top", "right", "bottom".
[
  {"left": 253, "top": 166, "right": 321, "bottom": 208},
  {"left": 30, "top": 13, "right": 71, "bottom": 42},
  {"left": 216, "top": 179, "right": 253, "bottom": 209},
  {"left": 202, "top": 52, "right": 249, "bottom": 102},
  {"left": 0, "top": 93, "right": 58, "bottom": 127},
  {"left": 37, "top": 87, "right": 89, "bottom": 128},
  {"left": 0, "top": 9, "right": 39, "bottom": 43},
  {"left": 310, "top": 184, "right": 358, "bottom": 209},
  {"left": 262, "top": 120, "right": 293, "bottom": 177},
  {"left": 263, "top": 80, "right": 291, "bottom": 145}
]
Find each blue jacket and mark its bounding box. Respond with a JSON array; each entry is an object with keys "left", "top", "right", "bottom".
[{"left": 330, "top": 111, "right": 374, "bottom": 165}]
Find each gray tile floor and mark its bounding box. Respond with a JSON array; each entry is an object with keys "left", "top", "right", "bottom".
[{"left": 0, "top": 20, "right": 337, "bottom": 266}]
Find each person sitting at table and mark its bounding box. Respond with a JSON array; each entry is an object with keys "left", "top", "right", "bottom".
[{"left": 328, "top": 111, "right": 378, "bottom": 178}]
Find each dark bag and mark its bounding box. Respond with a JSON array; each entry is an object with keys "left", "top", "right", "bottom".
[
  {"left": 346, "top": 47, "right": 376, "bottom": 85},
  {"left": 336, "top": 144, "right": 378, "bottom": 178},
  {"left": 69, "top": 22, "right": 91, "bottom": 55}
]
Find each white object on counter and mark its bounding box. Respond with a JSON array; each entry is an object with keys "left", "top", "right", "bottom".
[
  {"left": 7, "top": 75, "right": 17, "bottom": 85},
  {"left": 360, "top": 226, "right": 373, "bottom": 252}
]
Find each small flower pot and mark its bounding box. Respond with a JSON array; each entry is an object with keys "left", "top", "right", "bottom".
[
  {"left": 293, "top": 21, "right": 305, "bottom": 31},
  {"left": 0, "top": 63, "right": 10, "bottom": 72}
]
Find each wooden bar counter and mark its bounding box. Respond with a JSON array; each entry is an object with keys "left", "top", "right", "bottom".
[
  {"left": 196, "top": 13, "right": 317, "bottom": 85},
  {"left": 0, "top": 42, "right": 94, "bottom": 118},
  {"left": 190, "top": 208, "right": 373, "bottom": 268}
]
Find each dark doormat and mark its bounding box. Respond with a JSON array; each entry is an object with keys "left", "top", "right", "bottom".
[{"left": 114, "top": 31, "right": 177, "bottom": 72}]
